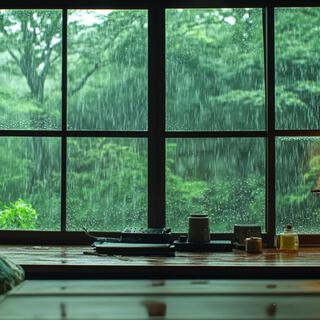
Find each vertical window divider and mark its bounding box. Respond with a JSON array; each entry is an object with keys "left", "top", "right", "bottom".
[
  {"left": 264, "top": 6, "right": 276, "bottom": 246},
  {"left": 148, "top": 5, "right": 166, "bottom": 228},
  {"left": 61, "top": 8, "right": 68, "bottom": 232}
]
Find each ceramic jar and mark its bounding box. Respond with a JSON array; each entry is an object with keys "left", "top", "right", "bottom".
[{"left": 188, "top": 214, "right": 210, "bottom": 243}]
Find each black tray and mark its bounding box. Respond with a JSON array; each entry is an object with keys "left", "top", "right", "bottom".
[
  {"left": 174, "top": 240, "right": 233, "bottom": 252},
  {"left": 93, "top": 242, "right": 175, "bottom": 256}
]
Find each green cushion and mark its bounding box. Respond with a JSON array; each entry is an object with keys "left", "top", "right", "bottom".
[{"left": 0, "top": 255, "right": 25, "bottom": 294}]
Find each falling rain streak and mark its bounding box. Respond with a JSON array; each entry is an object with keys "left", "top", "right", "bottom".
[
  {"left": 166, "top": 138, "right": 266, "bottom": 232},
  {"left": 0, "top": 137, "right": 60, "bottom": 230},
  {"left": 0, "top": 10, "right": 62, "bottom": 130},
  {"left": 276, "top": 138, "right": 320, "bottom": 233},
  {"left": 166, "top": 8, "right": 265, "bottom": 131},
  {"left": 67, "top": 10, "right": 148, "bottom": 131},
  {"left": 67, "top": 138, "right": 147, "bottom": 231}
]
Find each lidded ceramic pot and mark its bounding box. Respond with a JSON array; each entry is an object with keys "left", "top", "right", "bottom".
[{"left": 188, "top": 214, "right": 210, "bottom": 243}]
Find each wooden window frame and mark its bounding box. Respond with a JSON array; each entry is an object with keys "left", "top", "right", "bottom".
[{"left": 0, "top": 0, "right": 320, "bottom": 246}]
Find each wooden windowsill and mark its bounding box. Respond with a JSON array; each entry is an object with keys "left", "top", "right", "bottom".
[{"left": 1, "top": 245, "right": 320, "bottom": 279}]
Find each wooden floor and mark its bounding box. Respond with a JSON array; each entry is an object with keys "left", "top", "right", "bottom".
[
  {"left": 2, "top": 279, "right": 320, "bottom": 319},
  {"left": 2, "top": 245, "right": 320, "bottom": 279}
]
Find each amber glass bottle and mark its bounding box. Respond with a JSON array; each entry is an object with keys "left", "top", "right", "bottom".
[{"left": 279, "top": 224, "right": 299, "bottom": 252}]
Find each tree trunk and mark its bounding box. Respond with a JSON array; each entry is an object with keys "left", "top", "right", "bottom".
[{"left": 26, "top": 72, "right": 45, "bottom": 104}]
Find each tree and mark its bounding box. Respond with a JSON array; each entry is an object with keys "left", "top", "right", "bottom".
[
  {"left": 166, "top": 8, "right": 264, "bottom": 131},
  {"left": 0, "top": 10, "right": 61, "bottom": 104},
  {"left": 67, "top": 10, "right": 148, "bottom": 130},
  {"left": 68, "top": 10, "right": 146, "bottom": 96}
]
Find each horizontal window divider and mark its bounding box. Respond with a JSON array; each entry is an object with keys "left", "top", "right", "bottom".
[
  {"left": 1, "top": 124, "right": 316, "bottom": 147},
  {"left": 275, "top": 130, "right": 320, "bottom": 137},
  {"left": 0, "top": 230, "right": 270, "bottom": 245},
  {"left": 2, "top": 0, "right": 320, "bottom": 10},
  {"left": 162, "top": 0, "right": 320, "bottom": 8},
  {"left": 0, "top": 230, "right": 121, "bottom": 245},
  {"left": 0, "top": 131, "right": 148, "bottom": 138},
  {"left": 0, "top": 230, "right": 315, "bottom": 247},
  {"left": 272, "top": 0, "right": 320, "bottom": 7},
  {"left": 0, "top": 130, "right": 63, "bottom": 137},
  {"left": 151, "top": 0, "right": 268, "bottom": 8},
  {"left": 165, "top": 131, "right": 268, "bottom": 138},
  {"left": 0, "top": 1, "right": 154, "bottom": 9}
]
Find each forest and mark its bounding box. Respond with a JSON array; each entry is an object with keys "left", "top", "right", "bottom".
[{"left": 0, "top": 8, "right": 319, "bottom": 233}]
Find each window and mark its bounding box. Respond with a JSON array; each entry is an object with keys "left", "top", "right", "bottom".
[
  {"left": 0, "top": 1, "right": 319, "bottom": 245},
  {"left": 166, "top": 8, "right": 266, "bottom": 233}
]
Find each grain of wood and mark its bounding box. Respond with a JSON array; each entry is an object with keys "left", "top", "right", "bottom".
[
  {"left": 9, "top": 279, "right": 320, "bottom": 296},
  {"left": 1, "top": 246, "right": 320, "bottom": 278}
]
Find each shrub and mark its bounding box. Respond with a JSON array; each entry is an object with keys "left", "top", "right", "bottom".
[{"left": 0, "top": 199, "right": 38, "bottom": 230}]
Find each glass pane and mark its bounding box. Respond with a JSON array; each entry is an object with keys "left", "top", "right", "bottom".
[
  {"left": 166, "top": 138, "right": 265, "bottom": 232},
  {"left": 276, "top": 137, "right": 320, "bottom": 233},
  {"left": 0, "top": 10, "right": 62, "bottom": 129},
  {"left": 166, "top": 9, "right": 265, "bottom": 131},
  {"left": 276, "top": 8, "right": 320, "bottom": 129},
  {"left": 0, "top": 137, "right": 60, "bottom": 230},
  {"left": 68, "top": 10, "right": 148, "bottom": 131},
  {"left": 67, "top": 138, "right": 147, "bottom": 231}
]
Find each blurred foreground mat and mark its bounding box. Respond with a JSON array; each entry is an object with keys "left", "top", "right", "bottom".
[
  {"left": 0, "top": 255, "right": 24, "bottom": 294},
  {"left": 2, "top": 279, "right": 320, "bottom": 319}
]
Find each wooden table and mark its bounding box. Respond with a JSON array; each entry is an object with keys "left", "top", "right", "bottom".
[
  {"left": 1, "top": 246, "right": 320, "bottom": 279},
  {"left": 2, "top": 279, "right": 320, "bottom": 319}
]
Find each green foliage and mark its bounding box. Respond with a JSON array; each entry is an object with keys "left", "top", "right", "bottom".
[
  {"left": 166, "top": 8, "right": 264, "bottom": 131},
  {"left": 0, "top": 199, "right": 37, "bottom": 230},
  {"left": 203, "top": 176, "right": 265, "bottom": 232},
  {"left": 68, "top": 10, "right": 147, "bottom": 130},
  {"left": 67, "top": 139, "right": 147, "bottom": 231},
  {"left": 0, "top": 88, "right": 46, "bottom": 128},
  {"left": 166, "top": 157, "right": 208, "bottom": 231}
]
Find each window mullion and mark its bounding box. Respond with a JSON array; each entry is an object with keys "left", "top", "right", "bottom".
[
  {"left": 148, "top": 6, "right": 166, "bottom": 228},
  {"left": 265, "top": 6, "right": 276, "bottom": 246},
  {"left": 61, "top": 9, "right": 68, "bottom": 232}
]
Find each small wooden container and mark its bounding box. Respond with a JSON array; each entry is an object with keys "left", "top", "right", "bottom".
[{"left": 245, "top": 237, "right": 263, "bottom": 254}]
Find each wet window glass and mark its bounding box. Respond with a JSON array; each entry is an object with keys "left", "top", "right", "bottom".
[
  {"left": 166, "top": 138, "right": 266, "bottom": 232},
  {"left": 0, "top": 137, "right": 60, "bottom": 230},
  {"left": 276, "top": 137, "right": 320, "bottom": 233},
  {"left": 67, "top": 138, "right": 147, "bottom": 231},
  {"left": 2, "top": 7, "right": 320, "bottom": 237},
  {"left": 0, "top": 10, "right": 62, "bottom": 130},
  {"left": 276, "top": 8, "right": 320, "bottom": 129},
  {"left": 67, "top": 10, "right": 148, "bottom": 131},
  {"left": 166, "top": 8, "right": 265, "bottom": 131}
]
